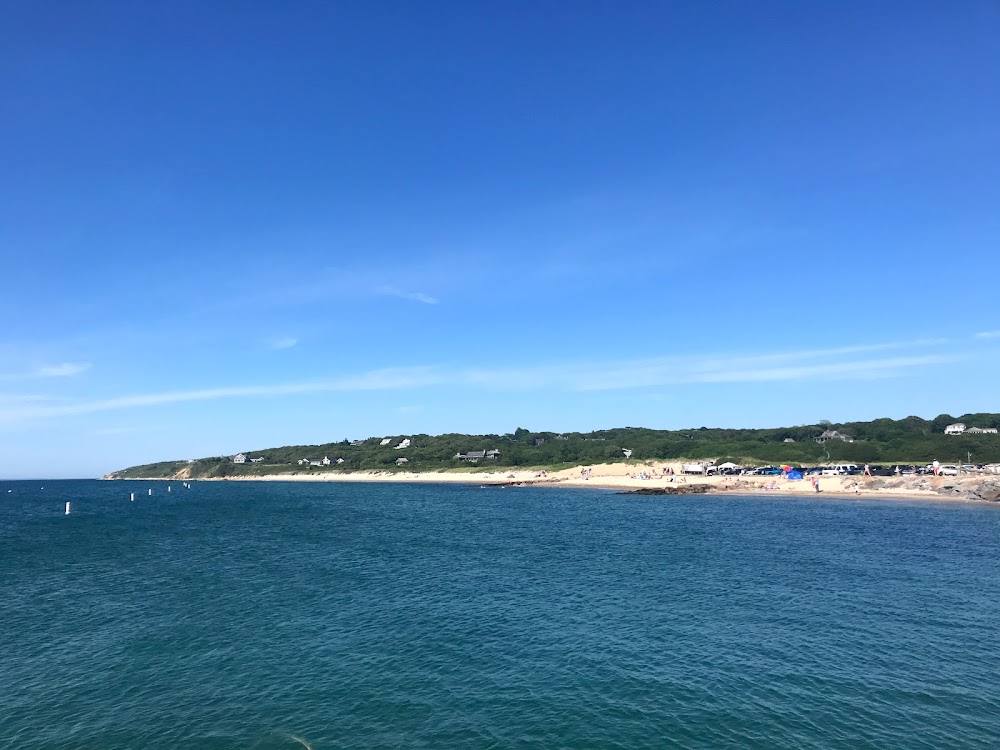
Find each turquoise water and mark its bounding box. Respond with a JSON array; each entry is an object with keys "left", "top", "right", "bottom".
[{"left": 2, "top": 480, "right": 999, "bottom": 749}]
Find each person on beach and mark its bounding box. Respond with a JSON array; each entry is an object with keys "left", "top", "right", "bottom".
[
  {"left": 864, "top": 464, "right": 871, "bottom": 477},
  {"left": 932, "top": 459, "right": 940, "bottom": 476}
]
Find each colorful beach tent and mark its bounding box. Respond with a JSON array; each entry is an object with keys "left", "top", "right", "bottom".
[{"left": 787, "top": 469, "right": 803, "bottom": 480}]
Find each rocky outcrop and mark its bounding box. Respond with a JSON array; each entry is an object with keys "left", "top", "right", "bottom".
[
  {"left": 620, "top": 485, "right": 712, "bottom": 495},
  {"left": 959, "top": 480, "right": 1000, "bottom": 503}
]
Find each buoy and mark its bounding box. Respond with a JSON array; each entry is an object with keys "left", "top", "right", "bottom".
[
  {"left": 168, "top": 485, "right": 171, "bottom": 492},
  {"left": 65, "top": 502, "right": 71, "bottom": 515},
  {"left": 130, "top": 492, "right": 135, "bottom": 502},
  {"left": 148, "top": 488, "right": 152, "bottom": 496}
]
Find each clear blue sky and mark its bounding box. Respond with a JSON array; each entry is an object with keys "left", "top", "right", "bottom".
[{"left": 2, "top": 1, "right": 999, "bottom": 478}]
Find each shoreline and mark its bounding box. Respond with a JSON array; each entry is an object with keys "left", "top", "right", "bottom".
[{"left": 103, "top": 461, "right": 1000, "bottom": 503}]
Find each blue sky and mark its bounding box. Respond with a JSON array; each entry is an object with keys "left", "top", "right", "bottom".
[{"left": 2, "top": 1, "right": 999, "bottom": 478}]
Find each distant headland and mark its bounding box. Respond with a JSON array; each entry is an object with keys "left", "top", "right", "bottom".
[{"left": 103, "top": 415, "right": 1000, "bottom": 502}]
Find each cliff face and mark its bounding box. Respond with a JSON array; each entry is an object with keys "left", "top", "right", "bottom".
[{"left": 103, "top": 463, "right": 194, "bottom": 480}]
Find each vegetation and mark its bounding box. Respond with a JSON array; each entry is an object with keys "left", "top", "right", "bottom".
[{"left": 107, "top": 413, "right": 1000, "bottom": 479}]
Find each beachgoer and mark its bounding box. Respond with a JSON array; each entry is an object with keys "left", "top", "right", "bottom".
[
  {"left": 932, "top": 459, "right": 940, "bottom": 476},
  {"left": 864, "top": 464, "right": 871, "bottom": 477}
]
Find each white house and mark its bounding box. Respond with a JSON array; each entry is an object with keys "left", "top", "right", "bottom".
[
  {"left": 945, "top": 423, "right": 967, "bottom": 435},
  {"left": 395, "top": 457, "right": 409, "bottom": 466},
  {"left": 297, "top": 458, "right": 314, "bottom": 465},
  {"left": 249, "top": 457, "right": 265, "bottom": 463},
  {"left": 232, "top": 453, "right": 247, "bottom": 464},
  {"left": 321, "top": 456, "right": 331, "bottom": 466},
  {"left": 379, "top": 438, "right": 393, "bottom": 446},
  {"left": 814, "top": 430, "right": 854, "bottom": 444},
  {"left": 965, "top": 426, "right": 998, "bottom": 435},
  {"left": 336, "top": 457, "right": 345, "bottom": 464},
  {"left": 394, "top": 438, "right": 411, "bottom": 450}
]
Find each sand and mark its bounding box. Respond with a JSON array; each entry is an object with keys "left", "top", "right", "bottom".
[{"left": 202, "top": 461, "right": 996, "bottom": 502}]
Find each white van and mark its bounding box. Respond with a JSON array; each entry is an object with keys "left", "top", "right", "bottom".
[{"left": 821, "top": 464, "right": 859, "bottom": 476}]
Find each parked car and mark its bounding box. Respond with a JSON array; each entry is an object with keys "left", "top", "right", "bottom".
[
  {"left": 834, "top": 463, "right": 860, "bottom": 475},
  {"left": 939, "top": 464, "right": 959, "bottom": 476}
]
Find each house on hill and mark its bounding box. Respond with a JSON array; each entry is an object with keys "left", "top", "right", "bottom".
[
  {"left": 379, "top": 438, "right": 393, "bottom": 446},
  {"left": 249, "top": 457, "right": 265, "bottom": 463},
  {"left": 232, "top": 453, "right": 247, "bottom": 463},
  {"left": 395, "top": 457, "right": 409, "bottom": 466},
  {"left": 945, "top": 423, "right": 967, "bottom": 435},
  {"left": 814, "top": 430, "right": 854, "bottom": 444},
  {"left": 454, "top": 449, "right": 501, "bottom": 462},
  {"left": 965, "top": 426, "right": 998, "bottom": 435}
]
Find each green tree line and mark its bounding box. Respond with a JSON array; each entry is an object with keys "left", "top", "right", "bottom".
[{"left": 108, "top": 413, "right": 1000, "bottom": 479}]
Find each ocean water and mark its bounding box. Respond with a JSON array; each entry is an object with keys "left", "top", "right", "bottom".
[{"left": 2, "top": 480, "right": 999, "bottom": 749}]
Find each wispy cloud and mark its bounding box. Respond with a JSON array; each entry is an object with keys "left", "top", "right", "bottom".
[
  {"left": 0, "top": 394, "right": 62, "bottom": 404},
  {"left": 975, "top": 330, "right": 1000, "bottom": 339},
  {"left": 0, "top": 338, "right": 969, "bottom": 425},
  {"left": 269, "top": 337, "right": 299, "bottom": 350},
  {"left": 37, "top": 362, "right": 91, "bottom": 377},
  {"left": 0, "top": 362, "right": 92, "bottom": 382},
  {"left": 376, "top": 286, "right": 439, "bottom": 305}
]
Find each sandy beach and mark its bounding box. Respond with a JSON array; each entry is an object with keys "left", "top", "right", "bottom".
[{"left": 187, "top": 461, "right": 998, "bottom": 502}]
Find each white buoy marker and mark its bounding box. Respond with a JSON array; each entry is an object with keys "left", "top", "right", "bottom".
[
  {"left": 65, "top": 502, "right": 71, "bottom": 515},
  {"left": 148, "top": 488, "right": 152, "bottom": 496},
  {"left": 130, "top": 492, "right": 135, "bottom": 502}
]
